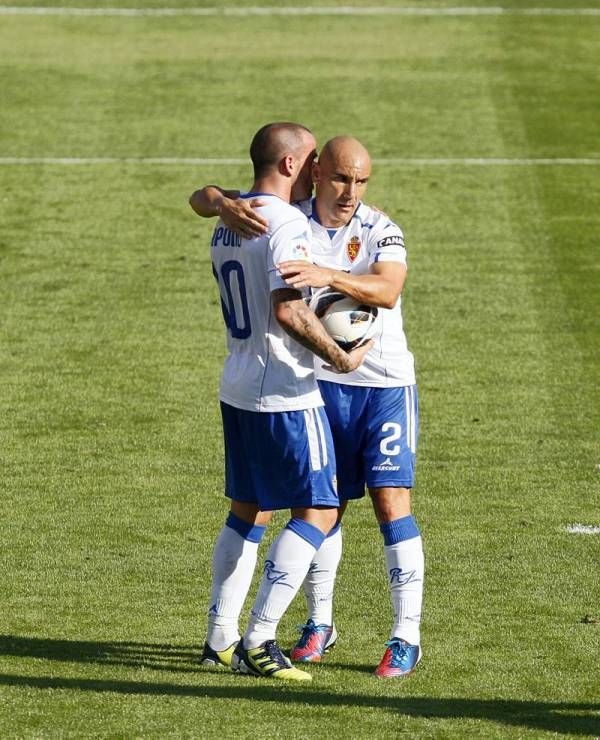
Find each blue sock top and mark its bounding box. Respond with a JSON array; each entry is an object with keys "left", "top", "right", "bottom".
[
  {"left": 380, "top": 515, "right": 420, "bottom": 546},
  {"left": 226, "top": 511, "right": 267, "bottom": 544},
  {"left": 286, "top": 517, "right": 326, "bottom": 550}
]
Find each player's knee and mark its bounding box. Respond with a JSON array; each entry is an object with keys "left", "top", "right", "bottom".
[
  {"left": 370, "top": 487, "right": 411, "bottom": 523},
  {"left": 314, "top": 507, "right": 339, "bottom": 534},
  {"left": 324, "top": 507, "right": 339, "bottom": 532},
  {"left": 255, "top": 510, "right": 273, "bottom": 526},
  {"left": 230, "top": 500, "right": 271, "bottom": 525}
]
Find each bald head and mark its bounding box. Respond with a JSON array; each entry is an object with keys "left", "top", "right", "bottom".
[
  {"left": 319, "top": 136, "right": 371, "bottom": 173},
  {"left": 314, "top": 136, "right": 372, "bottom": 228},
  {"left": 250, "top": 122, "right": 314, "bottom": 179}
]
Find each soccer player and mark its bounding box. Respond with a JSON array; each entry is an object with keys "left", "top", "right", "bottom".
[
  {"left": 194, "top": 123, "right": 371, "bottom": 682},
  {"left": 191, "top": 135, "right": 424, "bottom": 679}
]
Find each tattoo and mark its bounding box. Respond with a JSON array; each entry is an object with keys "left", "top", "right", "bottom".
[{"left": 272, "top": 289, "right": 352, "bottom": 372}]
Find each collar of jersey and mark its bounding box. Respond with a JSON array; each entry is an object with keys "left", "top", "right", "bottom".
[{"left": 240, "top": 191, "right": 282, "bottom": 200}]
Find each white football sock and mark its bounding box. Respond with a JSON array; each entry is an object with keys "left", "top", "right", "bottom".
[
  {"left": 207, "top": 524, "right": 260, "bottom": 651},
  {"left": 303, "top": 525, "right": 342, "bottom": 626},
  {"left": 244, "top": 522, "right": 323, "bottom": 649},
  {"left": 384, "top": 535, "right": 424, "bottom": 645}
]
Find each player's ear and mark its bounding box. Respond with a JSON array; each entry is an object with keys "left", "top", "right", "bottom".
[{"left": 280, "top": 154, "right": 295, "bottom": 177}]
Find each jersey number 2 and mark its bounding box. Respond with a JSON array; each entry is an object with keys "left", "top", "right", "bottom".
[
  {"left": 212, "top": 260, "right": 251, "bottom": 339},
  {"left": 380, "top": 422, "right": 402, "bottom": 456}
]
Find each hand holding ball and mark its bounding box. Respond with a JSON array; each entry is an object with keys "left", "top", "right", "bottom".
[{"left": 310, "top": 290, "right": 378, "bottom": 351}]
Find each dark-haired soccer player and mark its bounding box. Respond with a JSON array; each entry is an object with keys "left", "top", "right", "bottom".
[{"left": 196, "top": 123, "right": 371, "bottom": 682}]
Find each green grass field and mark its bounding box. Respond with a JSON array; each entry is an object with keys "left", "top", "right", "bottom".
[{"left": 1, "top": 1, "right": 599, "bottom": 737}]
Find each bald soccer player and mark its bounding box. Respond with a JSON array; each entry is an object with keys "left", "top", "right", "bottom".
[{"left": 195, "top": 125, "right": 371, "bottom": 682}]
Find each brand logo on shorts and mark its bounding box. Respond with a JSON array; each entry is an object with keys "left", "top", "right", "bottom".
[
  {"left": 346, "top": 236, "right": 361, "bottom": 262},
  {"left": 372, "top": 457, "right": 401, "bottom": 471}
]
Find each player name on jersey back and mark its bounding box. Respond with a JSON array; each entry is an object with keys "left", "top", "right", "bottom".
[{"left": 211, "top": 225, "right": 242, "bottom": 248}]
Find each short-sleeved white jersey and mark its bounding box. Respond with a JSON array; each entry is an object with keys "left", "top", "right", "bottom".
[
  {"left": 210, "top": 193, "right": 323, "bottom": 412},
  {"left": 299, "top": 199, "right": 416, "bottom": 387}
]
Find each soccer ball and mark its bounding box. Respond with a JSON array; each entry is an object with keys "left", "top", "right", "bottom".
[{"left": 310, "top": 290, "right": 378, "bottom": 351}]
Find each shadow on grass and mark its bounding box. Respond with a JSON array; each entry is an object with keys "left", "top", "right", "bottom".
[
  {"left": 0, "top": 635, "right": 598, "bottom": 736},
  {"left": 0, "top": 634, "right": 200, "bottom": 674}
]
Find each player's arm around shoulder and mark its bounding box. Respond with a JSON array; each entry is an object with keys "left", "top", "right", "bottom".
[
  {"left": 272, "top": 288, "right": 372, "bottom": 373},
  {"left": 188, "top": 185, "right": 269, "bottom": 239}
]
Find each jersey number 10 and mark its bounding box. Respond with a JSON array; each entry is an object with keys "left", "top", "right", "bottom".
[{"left": 212, "top": 260, "right": 252, "bottom": 339}]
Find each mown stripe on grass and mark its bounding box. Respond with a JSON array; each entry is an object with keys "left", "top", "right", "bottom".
[{"left": 1, "top": 6, "right": 600, "bottom": 16}]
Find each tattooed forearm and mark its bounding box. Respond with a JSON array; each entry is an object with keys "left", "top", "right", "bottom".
[{"left": 272, "top": 289, "right": 354, "bottom": 372}]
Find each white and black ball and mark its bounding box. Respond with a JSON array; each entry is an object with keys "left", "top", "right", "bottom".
[{"left": 310, "top": 290, "right": 378, "bottom": 351}]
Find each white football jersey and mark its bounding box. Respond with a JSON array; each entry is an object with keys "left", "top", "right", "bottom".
[
  {"left": 299, "top": 199, "right": 416, "bottom": 387},
  {"left": 210, "top": 193, "right": 323, "bottom": 412}
]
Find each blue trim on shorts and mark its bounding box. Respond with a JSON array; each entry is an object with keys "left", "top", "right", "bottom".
[
  {"left": 286, "top": 518, "right": 326, "bottom": 550},
  {"left": 380, "top": 515, "right": 420, "bottom": 546},
  {"left": 225, "top": 512, "right": 267, "bottom": 543}
]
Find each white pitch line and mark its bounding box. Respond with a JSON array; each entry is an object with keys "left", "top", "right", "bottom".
[
  {"left": 372, "top": 158, "right": 600, "bottom": 166},
  {"left": 566, "top": 524, "right": 600, "bottom": 535},
  {"left": 1, "top": 157, "right": 600, "bottom": 166},
  {"left": 0, "top": 157, "right": 249, "bottom": 165},
  {"left": 1, "top": 6, "right": 600, "bottom": 16},
  {"left": 0, "top": 157, "right": 246, "bottom": 165}
]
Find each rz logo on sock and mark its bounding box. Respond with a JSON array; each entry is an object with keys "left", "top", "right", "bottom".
[
  {"left": 389, "top": 567, "right": 418, "bottom": 586},
  {"left": 264, "top": 560, "right": 293, "bottom": 588}
]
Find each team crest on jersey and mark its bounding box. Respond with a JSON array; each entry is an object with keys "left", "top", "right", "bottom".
[{"left": 346, "top": 236, "right": 361, "bottom": 262}]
